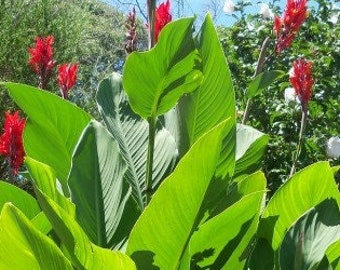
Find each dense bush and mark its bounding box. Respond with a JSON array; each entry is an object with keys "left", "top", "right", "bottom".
[{"left": 217, "top": 0, "right": 340, "bottom": 192}]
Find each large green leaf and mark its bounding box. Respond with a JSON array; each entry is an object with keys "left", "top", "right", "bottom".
[
  {"left": 127, "top": 119, "right": 229, "bottom": 269},
  {"left": 0, "top": 203, "right": 72, "bottom": 270},
  {"left": 280, "top": 199, "right": 340, "bottom": 270},
  {"left": 96, "top": 73, "right": 177, "bottom": 210},
  {"left": 257, "top": 162, "right": 340, "bottom": 265},
  {"left": 68, "top": 120, "right": 136, "bottom": 249},
  {"left": 25, "top": 157, "right": 75, "bottom": 216},
  {"left": 3, "top": 82, "right": 92, "bottom": 191},
  {"left": 35, "top": 187, "right": 136, "bottom": 270},
  {"left": 246, "top": 70, "right": 285, "bottom": 98},
  {"left": 188, "top": 191, "right": 265, "bottom": 269},
  {"left": 177, "top": 14, "right": 236, "bottom": 180},
  {"left": 0, "top": 180, "right": 40, "bottom": 218},
  {"left": 234, "top": 124, "right": 269, "bottom": 177},
  {"left": 326, "top": 240, "right": 340, "bottom": 269},
  {"left": 179, "top": 14, "right": 235, "bottom": 146},
  {"left": 123, "top": 17, "right": 203, "bottom": 119}
]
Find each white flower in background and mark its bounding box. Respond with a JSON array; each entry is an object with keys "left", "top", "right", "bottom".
[
  {"left": 223, "top": 0, "right": 235, "bottom": 15},
  {"left": 329, "top": 2, "right": 340, "bottom": 23},
  {"left": 260, "top": 3, "right": 274, "bottom": 19},
  {"left": 326, "top": 136, "right": 340, "bottom": 159},
  {"left": 284, "top": 87, "right": 298, "bottom": 103},
  {"left": 329, "top": 12, "right": 339, "bottom": 24}
]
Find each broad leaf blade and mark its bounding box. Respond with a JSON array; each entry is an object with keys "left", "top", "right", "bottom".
[
  {"left": 123, "top": 17, "right": 203, "bottom": 119},
  {"left": 0, "top": 203, "right": 72, "bottom": 270},
  {"left": 234, "top": 124, "right": 269, "bottom": 177},
  {"left": 35, "top": 188, "right": 136, "bottom": 270},
  {"left": 258, "top": 162, "right": 340, "bottom": 254},
  {"left": 3, "top": 83, "right": 92, "bottom": 190},
  {"left": 68, "top": 120, "right": 134, "bottom": 248},
  {"left": 25, "top": 157, "right": 75, "bottom": 215},
  {"left": 326, "top": 240, "right": 340, "bottom": 269},
  {"left": 0, "top": 181, "right": 40, "bottom": 218},
  {"left": 189, "top": 191, "right": 265, "bottom": 269},
  {"left": 280, "top": 199, "right": 340, "bottom": 270},
  {"left": 179, "top": 14, "right": 235, "bottom": 146},
  {"left": 97, "top": 73, "right": 177, "bottom": 210},
  {"left": 127, "top": 119, "right": 229, "bottom": 269},
  {"left": 247, "top": 70, "right": 285, "bottom": 98}
]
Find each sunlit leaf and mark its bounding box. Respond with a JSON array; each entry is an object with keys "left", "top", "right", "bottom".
[
  {"left": 0, "top": 203, "right": 72, "bottom": 269},
  {"left": 123, "top": 18, "right": 202, "bottom": 119},
  {"left": 280, "top": 199, "right": 340, "bottom": 270},
  {"left": 3, "top": 83, "right": 91, "bottom": 191},
  {"left": 127, "top": 119, "right": 229, "bottom": 269}
]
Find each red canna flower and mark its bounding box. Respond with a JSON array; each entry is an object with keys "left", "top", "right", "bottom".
[
  {"left": 289, "top": 58, "right": 314, "bottom": 109},
  {"left": 0, "top": 111, "right": 26, "bottom": 176},
  {"left": 57, "top": 63, "right": 78, "bottom": 99},
  {"left": 274, "top": 0, "right": 308, "bottom": 53},
  {"left": 28, "top": 35, "right": 55, "bottom": 89},
  {"left": 154, "top": 0, "right": 172, "bottom": 42}
]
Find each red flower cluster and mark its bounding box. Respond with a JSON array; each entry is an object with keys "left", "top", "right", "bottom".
[
  {"left": 289, "top": 58, "right": 314, "bottom": 108},
  {"left": 274, "top": 0, "right": 308, "bottom": 53},
  {"left": 28, "top": 35, "right": 55, "bottom": 89},
  {"left": 0, "top": 111, "right": 26, "bottom": 175},
  {"left": 57, "top": 63, "right": 78, "bottom": 99},
  {"left": 154, "top": 0, "right": 172, "bottom": 42},
  {"left": 125, "top": 7, "right": 138, "bottom": 54}
]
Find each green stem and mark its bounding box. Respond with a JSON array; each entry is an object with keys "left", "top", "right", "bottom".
[
  {"left": 145, "top": 116, "right": 156, "bottom": 204},
  {"left": 242, "top": 37, "right": 271, "bottom": 125},
  {"left": 289, "top": 105, "right": 307, "bottom": 178},
  {"left": 147, "top": 0, "right": 156, "bottom": 49}
]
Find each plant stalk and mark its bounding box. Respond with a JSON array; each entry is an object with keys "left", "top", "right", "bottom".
[
  {"left": 147, "top": 0, "right": 156, "bottom": 49},
  {"left": 145, "top": 116, "right": 156, "bottom": 204},
  {"left": 289, "top": 104, "right": 307, "bottom": 178},
  {"left": 242, "top": 37, "right": 271, "bottom": 124}
]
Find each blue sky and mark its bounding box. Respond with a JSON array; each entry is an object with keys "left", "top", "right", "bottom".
[
  {"left": 179, "top": 0, "right": 317, "bottom": 26},
  {"left": 104, "top": 0, "right": 324, "bottom": 26}
]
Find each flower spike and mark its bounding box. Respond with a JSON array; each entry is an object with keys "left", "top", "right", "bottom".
[
  {"left": 28, "top": 35, "right": 55, "bottom": 89},
  {"left": 57, "top": 63, "right": 78, "bottom": 99},
  {"left": 289, "top": 57, "right": 314, "bottom": 109},
  {"left": 154, "top": 0, "right": 172, "bottom": 42},
  {"left": 274, "top": 0, "right": 308, "bottom": 53},
  {"left": 0, "top": 111, "right": 26, "bottom": 176}
]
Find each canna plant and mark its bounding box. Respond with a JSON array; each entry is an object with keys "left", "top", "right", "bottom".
[{"left": 0, "top": 4, "right": 339, "bottom": 270}]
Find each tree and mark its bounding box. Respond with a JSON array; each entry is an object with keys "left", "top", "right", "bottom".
[{"left": 0, "top": 0, "right": 147, "bottom": 180}]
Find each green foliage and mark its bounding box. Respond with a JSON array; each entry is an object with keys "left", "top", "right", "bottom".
[
  {"left": 250, "top": 162, "right": 340, "bottom": 269},
  {"left": 217, "top": 1, "right": 340, "bottom": 190},
  {"left": 35, "top": 187, "right": 136, "bottom": 269},
  {"left": 96, "top": 73, "right": 178, "bottom": 210},
  {"left": 0, "top": 8, "right": 339, "bottom": 270},
  {"left": 68, "top": 120, "right": 132, "bottom": 248},
  {"left": 127, "top": 119, "right": 231, "bottom": 269},
  {"left": 123, "top": 17, "right": 202, "bottom": 119},
  {"left": 280, "top": 199, "right": 340, "bottom": 270},
  {"left": 0, "top": 0, "right": 142, "bottom": 119},
  {"left": 0, "top": 203, "right": 72, "bottom": 269},
  {"left": 247, "top": 70, "right": 285, "bottom": 99},
  {"left": 0, "top": 181, "right": 40, "bottom": 218},
  {"left": 4, "top": 83, "right": 91, "bottom": 192}
]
